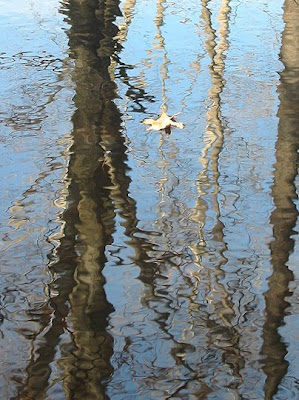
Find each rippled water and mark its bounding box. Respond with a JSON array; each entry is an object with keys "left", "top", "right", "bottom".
[{"left": 0, "top": 0, "right": 298, "bottom": 399}]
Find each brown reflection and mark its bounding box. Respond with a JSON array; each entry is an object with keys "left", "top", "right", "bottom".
[
  {"left": 262, "top": 0, "right": 298, "bottom": 398},
  {"left": 154, "top": 0, "right": 170, "bottom": 110},
  {"left": 114, "top": 0, "right": 136, "bottom": 45},
  {"left": 201, "top": 0, "right": 232, "bottom": 323},
  {"left": 191, "top": 0, "right": 245, "bottom": 395},
  {"left": 58, "top": 1, "right": 119, "bottom": 393},
  {"left": 14, "top": 0, "right": 127, "bottom": 399},
  {"left": 124, "top": 0, "right": 245, "bottom": 396}
]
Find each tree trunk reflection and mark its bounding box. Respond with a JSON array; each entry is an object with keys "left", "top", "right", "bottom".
[
  {"left": 16, "top": 1, "right": 126, "bottom": 399},
  {"left": 262, "top": 0, "right": 298, "bottom": 398}
]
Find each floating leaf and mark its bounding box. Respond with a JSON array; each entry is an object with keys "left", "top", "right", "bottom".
[{"left": 142, "top": 111, "right": 184, "bottom": 133}]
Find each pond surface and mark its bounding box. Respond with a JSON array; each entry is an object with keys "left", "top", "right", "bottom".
[{"left": 0, "top": 0, "right": 298, "bottom": 399}]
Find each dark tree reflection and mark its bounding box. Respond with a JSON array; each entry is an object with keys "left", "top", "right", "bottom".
[
  {"left": 15, "top": 1, "right": 130, "bottom": 399},
  {"left": 262, "top": 0, "right": 299, "bottom": 398}
]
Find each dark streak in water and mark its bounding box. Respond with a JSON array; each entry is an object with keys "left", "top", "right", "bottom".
[
  {"left": 14, "top": 0, "right": 127, "bottom": 398},
  {"left": 262, "top": 1, "right": 299, "bottom": 398}
]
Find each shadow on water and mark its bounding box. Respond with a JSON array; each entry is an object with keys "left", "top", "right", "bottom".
[
  {"left": 12, "top": 0, "right": 141, "bottom": 398},
  {"left": 262, "top": 0, "right": 298, "bottom": 398}
]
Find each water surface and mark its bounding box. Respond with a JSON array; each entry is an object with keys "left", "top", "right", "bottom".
[{"left": 0, "top": 0, "right": 298, "bottom": 399}]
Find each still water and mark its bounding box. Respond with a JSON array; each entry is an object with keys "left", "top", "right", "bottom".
[{"left": 0, "top": 0, "right": 298, "bottom": 399}]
